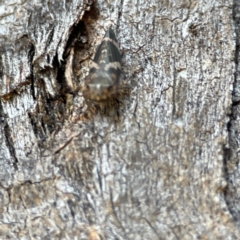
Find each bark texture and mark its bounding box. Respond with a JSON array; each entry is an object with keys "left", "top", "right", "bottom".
[{"left": 0, "top": 0, "right": 239, "bottom": 239}]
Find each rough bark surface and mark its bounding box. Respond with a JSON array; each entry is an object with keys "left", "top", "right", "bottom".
[
  {"left": 0, "top": 0, "right": 239, "bottom": 239},
  {"left": 225, "top": 0, "right": 240, "bottom": 227}
]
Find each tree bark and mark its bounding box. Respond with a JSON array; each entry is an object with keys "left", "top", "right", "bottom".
[{"left": 0, "top": 0, "right": 239, "bottom": 239}]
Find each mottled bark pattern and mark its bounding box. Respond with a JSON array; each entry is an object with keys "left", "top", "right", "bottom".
[{"left": 0, "top": 0, "right": 239, "bottom": 239}]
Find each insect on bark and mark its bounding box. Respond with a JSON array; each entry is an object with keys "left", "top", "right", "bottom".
[{"left": 82, "top": 28, "right": 122, "bottom": 102}]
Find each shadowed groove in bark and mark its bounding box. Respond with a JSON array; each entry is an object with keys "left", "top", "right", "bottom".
[
  {"left": 28, "top": 1, "right": 101, "bottom": 139},
  {"left": 3, "top": 119, "right": 18, "bottom": 171},
  {"left": 57, "top": 1, "right": 100, "bottom": 96},
  {"left": 224, "top": 0, "right": 240, "bottom": 222},
  {"left": 29, "top": 42, "right": 36, "bottom": 100}
]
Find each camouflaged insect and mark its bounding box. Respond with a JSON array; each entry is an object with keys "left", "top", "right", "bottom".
[{"left": 82, "top": 28, "right": 121, "bottom": 101}]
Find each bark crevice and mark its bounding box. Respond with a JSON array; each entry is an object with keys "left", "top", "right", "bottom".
[{"left": 224, "top": 0, "right": 240, "bottom": 223}]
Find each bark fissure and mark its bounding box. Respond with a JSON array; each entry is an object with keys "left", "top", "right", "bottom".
[
  {"left": 224, "top": 0, "right": 240, "bottom": 223},
  {"left": 3, "top": 121, "right": 18, "bottom": 171}
]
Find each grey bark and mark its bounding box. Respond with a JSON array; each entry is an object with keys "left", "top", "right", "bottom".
[{"left": 0, "top": 0, "right": 239, "bottom": 239}]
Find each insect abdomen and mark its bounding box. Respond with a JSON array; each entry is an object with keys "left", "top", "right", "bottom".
[{"left": 82, "top": 28, "right": 122, "bottom": 101}]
